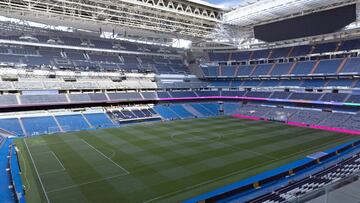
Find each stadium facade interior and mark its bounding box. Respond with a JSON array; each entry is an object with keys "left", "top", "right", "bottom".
[{"left": 1, "top": 0, "right": 360, "bottom": 202}]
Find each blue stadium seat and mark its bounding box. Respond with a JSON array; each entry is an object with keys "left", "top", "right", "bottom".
[
  {"left": 312, "top": 42, "right": 337, "bottom": 54},
  {"left": 346, "top": 95, "right": 360, "bottom": 103},
  {"left": 242, "top": 80, "right": 261, "bottom": 87},
  {"left": 289, "top": 93, "right": 323, "bottom": 101},
  {"left": 302, "top": 80, "right": 326, "bottom": 88},
  {"left": 209, "top": 52, "right": 229, "bottom": 62},
  {"left": 169, "top": 91, "right": 197, "bottom": 98},
  {"left": 270, "top": 63, "right": 293, "bottom": 75},
  {"left": 207, "top": 66, "right": 219, "bottom": 76},
  {"left": 321, "top": 93, "right": 349, "bottom": 102},
  {"left": 153, "top": 105, "right": 180, "bottom": 120},
  {"left": 260, "top": 80, "right": 280, "bottom": 87},
  {"left": 230, "top": 51, "right": 251, "bottom": 61},
  {"left": 22, "top": 116, "right": 59, "bottom": 136},
  {"left": 221, "top": 66, "right": 236, "bottom": 77},
  {"left": 200, "top": 103, "right": 219, "bottom": 115},
  {"left": 280, "top": 80, "right": 303, "bottom": 87},
  {"left": 339, "top": 39, "right": 360, "bottom": 51},
  {"left": 221, "top": 91, "right": 246, "bottom": 97},
  {"left": 270, "top": 92, "right": 291, "bottom": 99},
  {"left": 341, "top": 57, "right": 360, "bottom": 73},
  {"left": 313, "top": 59, "right": 342, "bottom": 74},
  {"left": 0, "top": 118, "right": 24, "bottom": 136},
  {"left": 190, "top": 103, "right": 216, "bottom": 117},
  {"left": 237, "top": 65, "right": 255, "bottom": 76},
  {"left": 83, "top": 113, "right": 115, "bottom": 128},
  {"left": 251, "top": 49, "right": 270, "bottom": 59},
  {"left": 251, "top": 64, "right": 272, "bottom": 76},
  {"left": 55, "top": 114, "right": 91, "bottom": 131},
  {"left": 327, "top": 79, "right": 354, "bottom": 87},
  {"left": 290, "top": 45, "right": 311, "bottom": 57},
  {"left": 270, "top": 47, "right": 291, "bottom": 58},
  {"left": 231, "top": 81, "right": 243, "bottom": 87},
  {"left": 168, "top": 105, "right": 194, "bottom": 119},
  {"left": 209, "top": 81, "right": 231, "bottom": 87},
  {"left": 291, "top": 61, "right": 315, "bottom": 75},
  {"left": 195, "top": 91, "right": 220, "bottom": 97}
]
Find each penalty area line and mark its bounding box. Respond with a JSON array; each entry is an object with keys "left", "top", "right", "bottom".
[{"left": 81, "top": 139, "right": 130, "bottom": 174}]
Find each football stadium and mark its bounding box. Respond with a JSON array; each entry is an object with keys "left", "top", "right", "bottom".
[{"left": 1, "top": 0, "right": 360, "bottom": 203}]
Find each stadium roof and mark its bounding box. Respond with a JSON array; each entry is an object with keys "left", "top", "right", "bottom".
[
  {"left": 224, "top": 0, "right": 357, "bottom": 27},
  {"left": 200, "top": 0, "right": 360, "bottom": 49},
  {"left": 0, "top": 0, "right": 225, "bottom": 40}
]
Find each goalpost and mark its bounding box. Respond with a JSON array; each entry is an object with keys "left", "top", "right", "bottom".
[{"left": 48, "top": 125, "right": 71, "bottom": 134}]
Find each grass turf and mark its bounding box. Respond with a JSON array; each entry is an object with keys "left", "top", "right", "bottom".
[{"left": 14, "top": 116, "right": 360, "bottom": 203}]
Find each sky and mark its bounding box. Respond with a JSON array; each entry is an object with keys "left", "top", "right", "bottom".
[{"left": 203, "top": 0, "right": 241, "bottom": 8}]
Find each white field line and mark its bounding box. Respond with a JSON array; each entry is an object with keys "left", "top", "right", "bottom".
[
  {"left": 24, "top": 139, "right": 51, "bottom": 203},
  {"left": 46, "top": 173, "right": 129, "bottom": 194},
  {"left": 81, "top": 139, "right": 130, "bottom": 174},
  {"left": 40, "top": 169, "right": 66, "bottom": 176},
  {"left": 39, "top": 152, "right": 66, "bottom": 176},
  {"left": 29, "top": 139, "right": 82, "bottom": 147},
  {"left": 142, "top": 136, "right": 351, "bottom": 203},
  {"left": 51, "top": 151, "right": 65, "bottom": 170},
  {"left": 18, "top": 147, "right": 30, "bottom": 192}
]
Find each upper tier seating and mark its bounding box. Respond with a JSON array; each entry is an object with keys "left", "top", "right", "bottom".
[
  {"left": 0, "top": 36, "right": 187, "bottom": 74},
  {"left": 107, "top": 92, "right": 142, "bottom": 101},
  {"left": 237, "top": 65, "right": 254, "bottom": 76},
  {"left": 341, "top": 57, "right": 360, "bottom": 73},
  {"left": 270, "top": 47, "right": 291, "bottom": 58},
  {"left": 169, "top": 91, "right": 197, "bottom": 98},
  {"left": 221, "top": 66, "right": 237, "bottom": 77},
  {"left": 251, "top": 64, "right": 273, "bottom": 76},
  {"left": 251, "top": 49, "right": 270, "bottom": 59},
  {"left": 339, "top": 39, "right": 360, "bottom": 51},
  {"left": 209, "top": 52, "right": 228, "bottom": 62},
  {"left": 230, "top": 51, "right": 251, "bottom": 61},
  {"left": 312, "top": 42, "right": 337, "bottom": 54},
  {"left": 346, "top": 95, "right": 360, "bottom": 103},
  {"left": 289, "top": 92, "right": 323, "bottom": 101},
  {"left": 313, "top": 59, "right": 342, "bottom": 74},
  {"left": 290, "top": 45, "right": 312, "bottom": 57},
  {"left": 270, "top": 92, "right": 292, "bottom": 99},
  {"left": 270, "top": 63, "right": 293, "bottom": 75},
  {"left": 321, "top": 93, "right": 349, "bottom": 102},
  {"left": 20, "top": 95, "right": 68, "bottom": 105},
  {"left": 0, "top": 95, "right": 18, "bottom": 106},
  {"left": 291, "top": 61, "right": 315, "bottom": 75}
]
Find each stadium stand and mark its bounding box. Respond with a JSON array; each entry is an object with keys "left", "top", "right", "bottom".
[
  {"left": 247, "top": 153, "right": 360, "bottom": 203},
  {"left": 1, "top": 2, "right": 360, "bottom": 202}
]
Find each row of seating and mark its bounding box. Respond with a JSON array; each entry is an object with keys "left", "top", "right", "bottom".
[
  {"left": 208, "top": 39, "right": 360, "bottom": 62},
  {"left": 0, "top": 78, "right": 157, "bottom": 90},
  {"left": 0, "top": 90, "right": 359, "bottom": 108},
  {"left": 202, "top": 57, "right": 360, "bottom": 77},
  {"left": 0, "top": 46, "right": 188, "bottom": 74},
  {"left": 0, "top": 34, "right": 178, "bottom": 54},
  {"left": 153, "top": 103, "right": 219, "bottom": 120},
  {"left": 248, "top": 154, "right": 360, "bottom": 203},
  {"left": 107, "top": 108, "right": 158, "bottom": 122},
  {"left": 0, "top": 113, "right": 115, "bottom": 136},
  {"left": 209, "top": 79, "right": 360, "bottom": 88},
  {"left": 225, "top": 104, "right": 360, "bottom": 131}
]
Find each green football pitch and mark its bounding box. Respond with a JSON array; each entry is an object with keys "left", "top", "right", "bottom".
[{"left": 14, "top": 117, "right": 359, "bottom": 203}]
